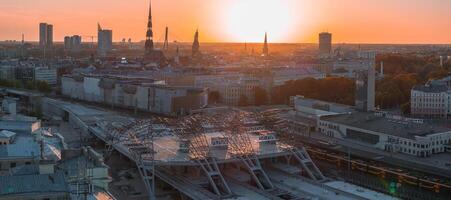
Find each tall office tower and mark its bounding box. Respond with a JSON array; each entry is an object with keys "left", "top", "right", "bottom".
[
  {"left": 319, "top": 32, "right": 332, "bottom": 57},
  {"left": 145, "top": 0, "right": 154, "bottom": 56},
  {"left": 262, "top": 32, "right": 269, "bottom": 56},
  {"left": 97, "top": 23, "right": 113, "bottom": 55},
  {"left": 192, "top": 29, "right": 200, "bottom": 57},
  {"left": 46, "top": 24, "right": 53, "bottom": 48},
  {"left": 39, "top": 23, "right": 48, "bottom": 48},
  {"left": 71, "top": 35, "right": 82, "bottom": 52},
  {"left": 64, "top": 36, "right": 72, "bottom": 49},
  {"left": 355, "top": 51, "right": 376, "bottom": 112},
  {"left": 163, "top": 26, "right": 169, "bottom": 50}
]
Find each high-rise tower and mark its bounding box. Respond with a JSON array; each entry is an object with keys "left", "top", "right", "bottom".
[
  {"left": 145, "top": 0, "right": 154, "bottom": 55},
  {"left": 319, "top": 32, "right": 332, "bottom": 57},
  {"left": 39, "top": 23, "right": 53, "bottom": 49},
  {"left": 192, "top": 29, "right": 200, "bottom": 57},
  {"left": 262, "top": 32, "right": 269, "bottom": 56},
  {"left": 97, "top": 23, "right": 113, "bottom": 55}
]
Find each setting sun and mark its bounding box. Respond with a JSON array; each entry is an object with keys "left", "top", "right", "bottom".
[{"left": 223, "top": 0, "right": 299, "bottom": 43}]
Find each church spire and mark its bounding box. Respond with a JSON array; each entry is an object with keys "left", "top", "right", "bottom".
[
  {"left": 145, "top": 0, "right": 154, "bottom": 55},
  {"left": 192, "top": 29, "right": 200, "bottom": 57},
  {"left": 263, "top": 32, "right": 269, "bottom": 56}
]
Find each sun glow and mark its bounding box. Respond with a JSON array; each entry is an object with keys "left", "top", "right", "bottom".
[{"left": 224, "top": 0, "right": 298, "bottom": 43}]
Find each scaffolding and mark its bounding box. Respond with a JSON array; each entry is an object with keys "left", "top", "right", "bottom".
[
  {"left": 222, "top": 112, "right": 274, "bottom": 191},
  {"left": 106, "top": 120, "right": 156, "bottom": 200},
  {"left": 179, "top": 115, "right": 233, "bottom": 198}
]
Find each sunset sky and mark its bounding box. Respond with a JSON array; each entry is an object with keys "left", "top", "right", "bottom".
[{"left": 1, "top": 0, "right": 450, "bottom": 44}]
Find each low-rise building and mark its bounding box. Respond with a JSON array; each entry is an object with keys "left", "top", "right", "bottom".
[
  {"left": 62, "top": 74, "right": 208, "bottom": 116},
  {"left": 34, "top": 67, "right": 57, "bottom": 85},
  {"left": 318, "top": 111, "right": 451, "bottom": 157}
]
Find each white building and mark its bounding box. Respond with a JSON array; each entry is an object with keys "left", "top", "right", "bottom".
[
  {"left": 194, "top": 74, "right": 260, "bottom": 105},
  {"left": 61, "top": 75, "right": 208, "bottom": 116},
  {"left": 318, "top": 111, "right": 451, "bottom": 157},
  {"left": 34, "top": 67, "right": 57, "bottom": 85},
  {"left": 410, "top": 76, "right": 451, "bottom": 119}
]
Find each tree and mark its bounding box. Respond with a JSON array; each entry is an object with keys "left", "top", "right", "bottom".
[
  {"left": 400, "top": 102, "right": 411, "bottom": 116},
  {"left": 238, "top": 95, "right": 249, "bottom": 106},
  {"left": 254, "top": 87, "right": 268, "bottom": 106},
  {"left": 36, "top": 81, "right": 52, "bottom": 93}
]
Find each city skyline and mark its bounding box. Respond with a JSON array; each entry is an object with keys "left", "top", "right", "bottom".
[{"left": 1, "top": 0, "right": 451, "bottom": 44}]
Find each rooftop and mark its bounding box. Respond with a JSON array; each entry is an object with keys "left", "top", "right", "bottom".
[
  {"left": 412, "top": 84, "right": 448, "bottom": 93},
  {"left": 321, "top": 112, "right": 451, "bottom": 139},
  {"left": 0, "top": 172, "right": 69, "bottom": 197},
  {"left": 0, "top": 135, "right": 41, "bottom": 159}
]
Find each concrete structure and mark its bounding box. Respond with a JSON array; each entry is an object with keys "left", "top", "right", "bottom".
[
  {"left": 318, "top": 111, "right": 451, "bottom": 157},
  {"left": 34, "top": 67, "right": 57, "bottom": 85},
  {"left": 194, "top": 74, "right": 261, "bottom": 105},
  {"left": 319, "top": 32, "right": 332, "bottom": 57},
  {"left": 42, "top": 99, "right": 398, "bottom": 200},
  {"left": 61, "top": 75, "right": 208, "bottom": 116},
  {"left": 411, "top": 83, "right": 448, "bottom": 118},
  {"left": 97, "top": 24, "right": 112, "bottom": 55},
  {"left": 355, "top": 51, "right": 376, "bottom": 112},
  {"left": 410, "top": 76, "right": 451, "bottom": 119},
  {"left": 64, "top": 35, "right": 82, "bottom": 52},
  {"left": 14, "top": 66, "right": 34, "bottom": 82},
  {"left": 39, "top": 23, "right": 53, "bottom": 49},
  {"left": 0, "top": 65, "right": 15, "bottom": 80}
]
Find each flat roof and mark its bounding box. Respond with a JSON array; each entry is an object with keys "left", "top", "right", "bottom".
[
  {"left": 321, "top": 112, "right": 451, "bottom": 139},
  {"left": 0, "top": 172, "right": 69, "bottom": 196}
]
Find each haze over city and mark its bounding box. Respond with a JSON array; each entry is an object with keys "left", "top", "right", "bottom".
[{"left": 1, "top": 0, "right": 451, "bottom": 43}]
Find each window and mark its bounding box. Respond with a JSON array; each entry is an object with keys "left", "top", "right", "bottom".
[{"left": 10, "top": 162, "right": 16, "bottom": 168}]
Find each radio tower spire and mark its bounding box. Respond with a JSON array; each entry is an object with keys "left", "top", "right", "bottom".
[{"left": 145, "top": 0, "right": 154, "bottom": 55}]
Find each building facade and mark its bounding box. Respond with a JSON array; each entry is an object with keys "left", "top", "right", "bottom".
[
  {"left": 39, "top": 23, "right": 53, "bottom": 49},
  {"left": 61, "top": 75, "right": 208, "bottom": 116},
  {"left": 318, "top": 112, "right": 451, "bottom": 157},
  {"left": 319, "top": 32, "right": 332, "bottom": 57},
  {"left": 98, "top": 24, "right": 112, "bottom": 55},
  {"left": 355, "top": 51, "right": 376, "bottom": 112}
]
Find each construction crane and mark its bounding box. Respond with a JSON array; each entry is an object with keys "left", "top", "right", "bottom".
[{"left": 81, "top": 35, "right": 97, "bottom": 49}]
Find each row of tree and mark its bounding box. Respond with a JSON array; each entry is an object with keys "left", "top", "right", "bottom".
[{"left": 0, "top": 79, "right": 52, "bottom": 93}]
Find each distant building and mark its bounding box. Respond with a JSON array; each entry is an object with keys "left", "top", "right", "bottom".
[
  {"left": 318, "top": 111, "right": 451, "bottom": 157},
  {"left": 97, "top": 23, "right": 112, "bottom": 55},
  {"left": 0, "top": 65, "right": 15, "bottom": 80},
  {"left": 410, "top": 76, "right": 451, "bottom": 119},
  {"left": 39, "top": 23, "right": 53, "bottom": 49},
  {"left": 14, "top": 67, "right": 34, "bottom": 82},
  {"left": 61, "top": 75, "right": 208, "bottom": 116},
  {"left": 319, "top": 32, "right": 332, "bottom": 57},
  {"left": 34, "top": 67, "right": 57, "bottom": 85},
  {"left": 64, "top": 35, "right": 82, "bottom": 52},
  {"left": 355, "top": 51, "right": 376, "bottom": 112}
]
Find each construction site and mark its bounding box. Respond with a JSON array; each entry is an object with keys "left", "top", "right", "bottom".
[{"left": 42, "top": 98, "right": 399, "bottom": 200}]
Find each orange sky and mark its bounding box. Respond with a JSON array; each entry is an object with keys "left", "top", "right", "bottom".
[{"left": 1, "top": 0, "right": 450, "bottom": 44}]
